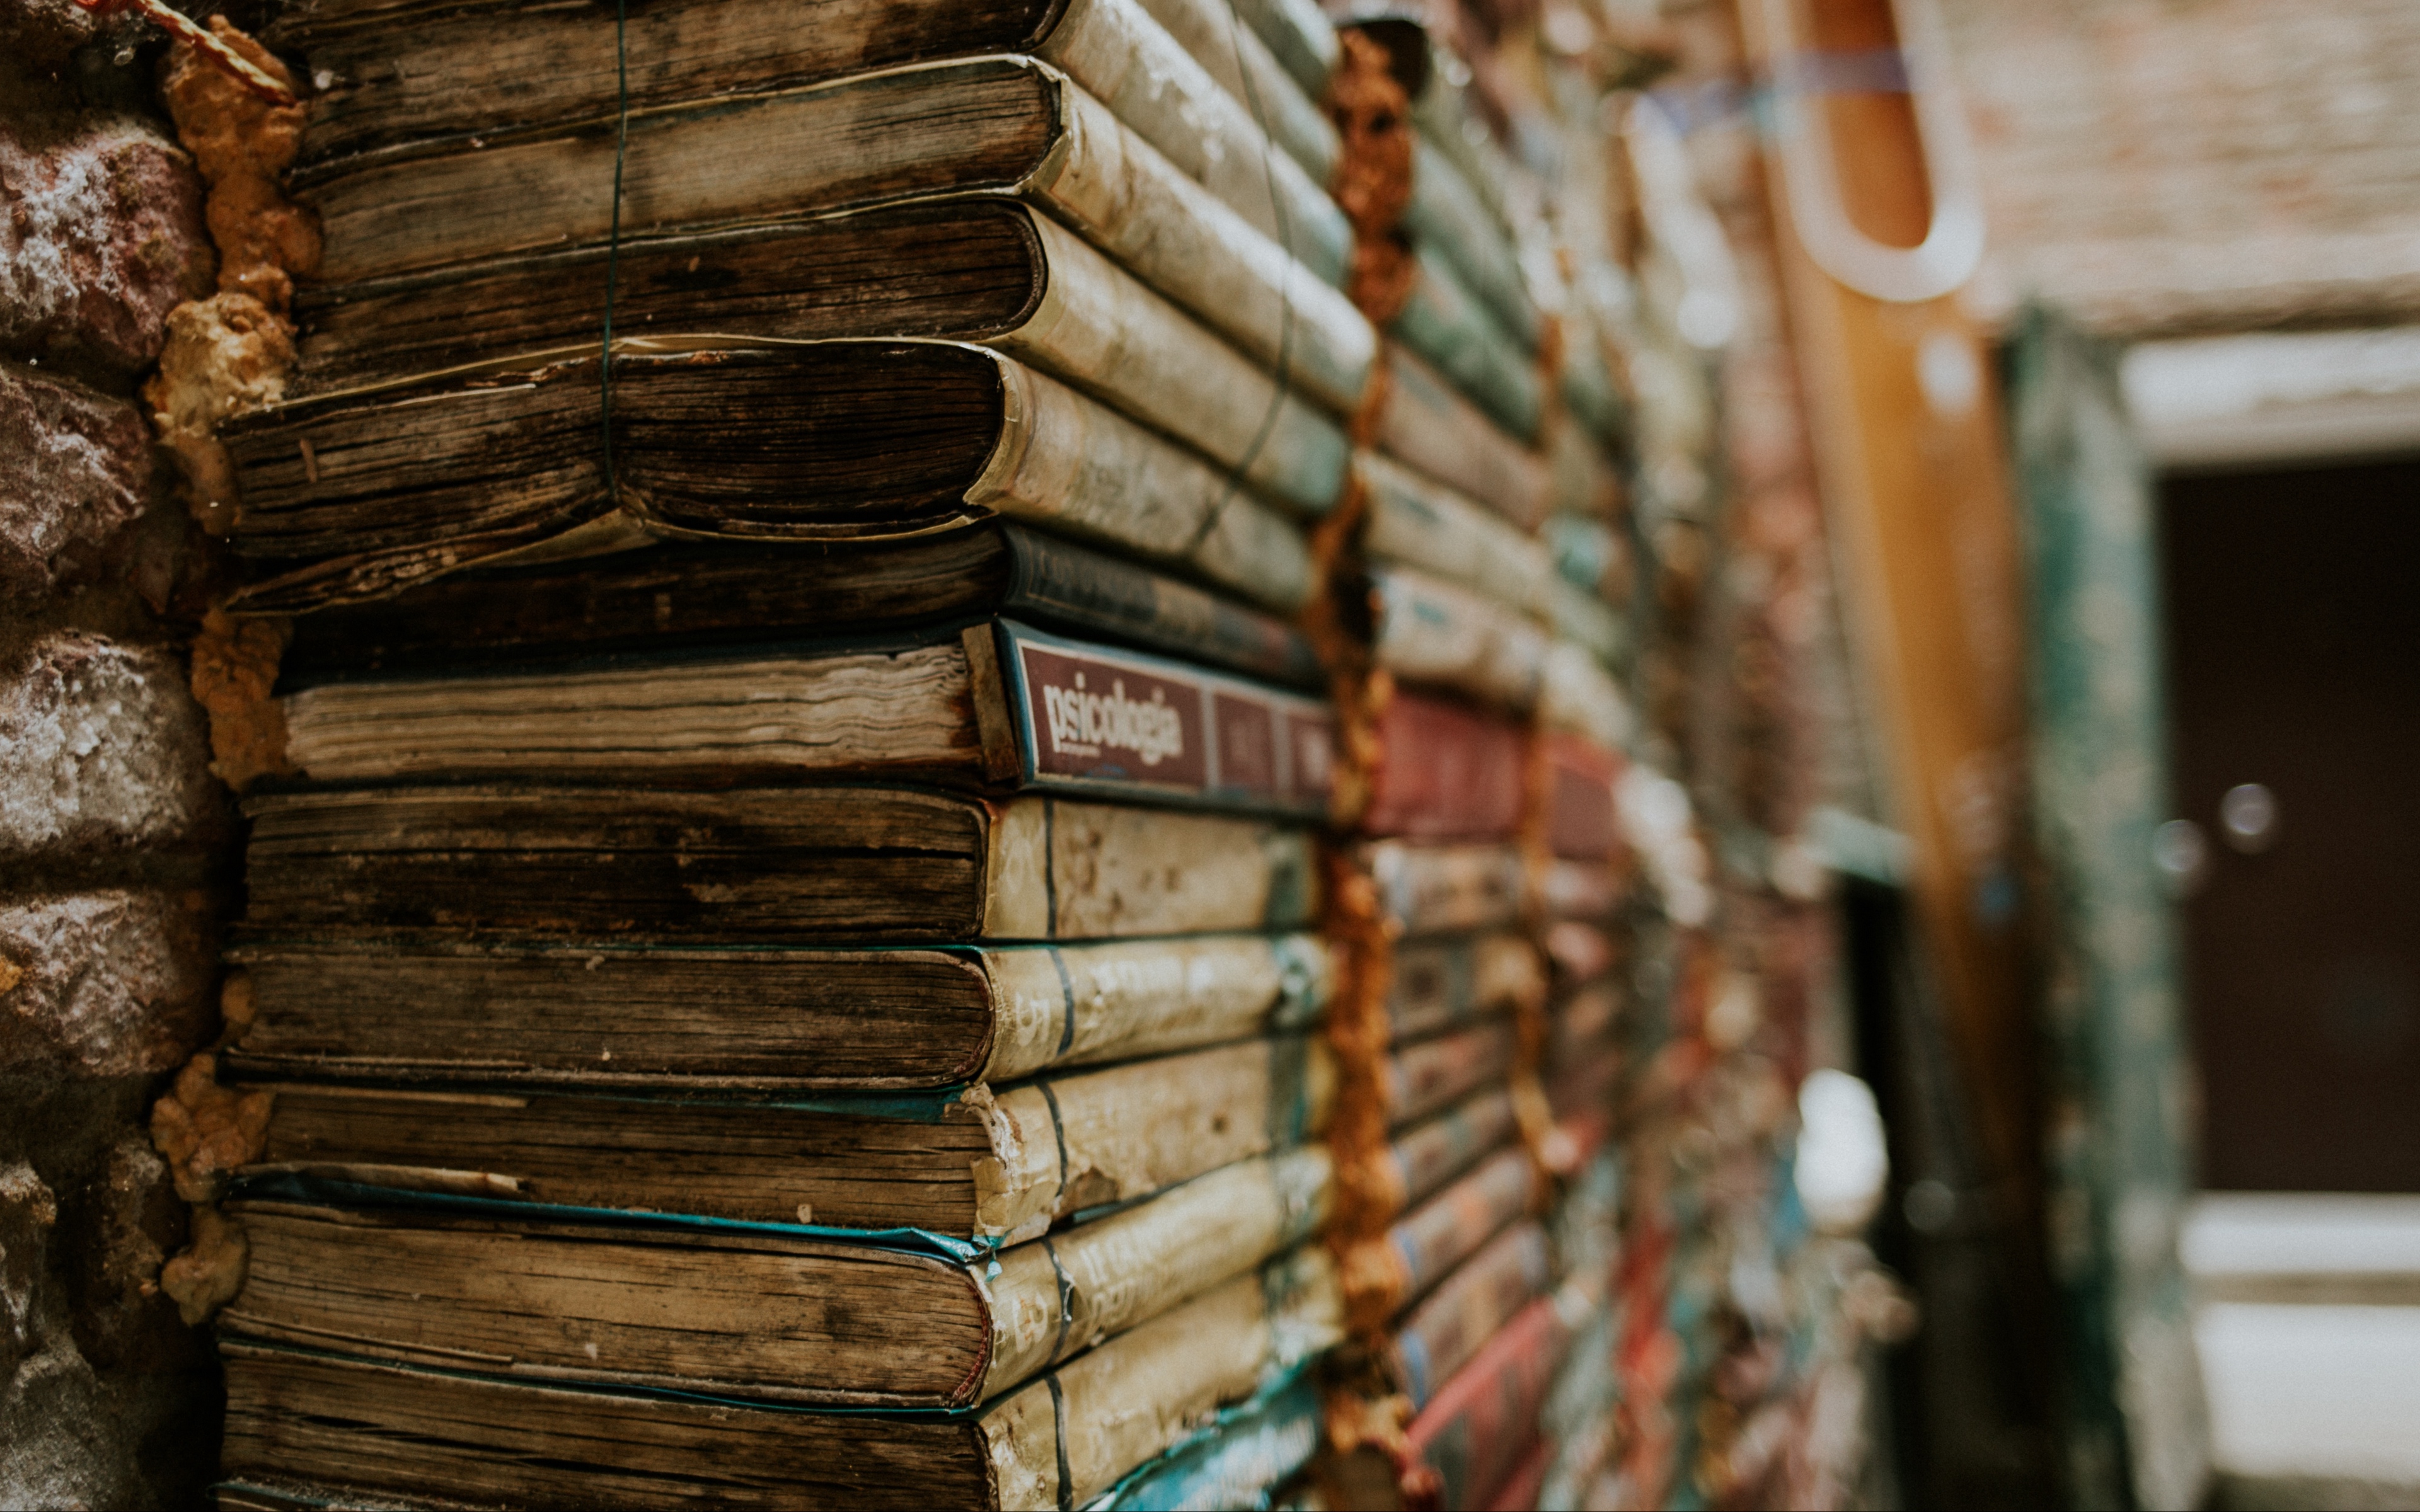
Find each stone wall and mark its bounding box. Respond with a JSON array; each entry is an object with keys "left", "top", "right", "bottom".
[
  {"left": 1, "top": 4, "right": 234, "bottom": 1504},
  {"left": 1942, "top": 0, "right": 2420, "bottom": 336}
]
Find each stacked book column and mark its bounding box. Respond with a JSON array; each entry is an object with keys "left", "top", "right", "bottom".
[
  {"left": 1253, "top": 6, "right": 1654, "bottom": 1506},
  {"left": 142, "top": 1, "right": 1458, "bottom": 1506}
]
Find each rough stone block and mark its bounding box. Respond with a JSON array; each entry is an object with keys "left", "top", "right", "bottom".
[
  {"left": 0, "top": 0, "right": 110, "bottom": 76},
  {"left": 67, "top": 1134, "right": 191, "bottom": 1373},
  {"left": 0, "top": 1100, "right": 217, "bottom": 1510},
  {"left": 0, "top": 1164, "right": 123, "bottom": 1510},
  {"left": 0, "top": 113, "right": 214, "bottom": 377},
  {"left": 0, "top": 891, "right": 215, "bottom": 1080},
  {"left": 0, "top": 1161, "right": 54, "bottom": 1370},
  {"left": 0, "top": 362, "right": 158, "bottom": 599},
  {"left": 0, "top": 632, "right": 224, "bottom": 859}
]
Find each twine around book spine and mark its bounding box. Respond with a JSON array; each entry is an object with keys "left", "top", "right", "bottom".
[
  {"left": 599, "top": 0, "right": 631, "bottom": 503},
  {"left": 581, "top": 6, "right": 1317, "bottom": 542},
  {"left": 1184, "top": 0, "right": 1304, "bottom": 558}
]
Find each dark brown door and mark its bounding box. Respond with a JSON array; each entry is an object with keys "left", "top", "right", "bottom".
[{"left": 2162, "top": 457, "right": 2420, "bottom": 1192}]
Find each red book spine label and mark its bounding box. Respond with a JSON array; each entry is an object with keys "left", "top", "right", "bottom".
[
  {"left": 1363, "top": 691, "right": 1528, "bottom": 840},
  {"left": 1002, "top": 621, "right": 1333, "bottom": 816},
  {"left": 1544, "top": 731, "right": 1623, "bottom": 861}
]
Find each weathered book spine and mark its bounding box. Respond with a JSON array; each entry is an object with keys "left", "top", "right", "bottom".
[
  {"left": 221, "top": 941, "right": 1001, "bottom": 1089},
  {"left": 1545, "top": 732, "right": 1623, "bottom": 862},
  {"left": 1136, "top": 0, "right": 1336, "bottom": 186},
  {"left": 1359, "top": 839, "right": 1526, "bottom": 937},
  {"left": 1372, "top": 565, "right": 1550, "bottom": 711},
  {"left": 1390, "top": 247, "right": 1544, "bottom": 442},
  {"left": 220, "top": 930, "right": 1328, "bottom": 1092},
  {"left": 1383, "top": 1088, "right": 1520, "bottom": 1216},
  {"left": 980, "top": 794, "right": 1321, "bottom": 941},
  {"left": 1000, "top": 527, "right": 1325, "bottom": 689},
  {"left": 239, "top": 786, "right": 1319, "bottom": 944},
  {"left": 1540, "top": 640, "right": 1633, "bottom": 750},
  {"left": 1362, "top": 692, "right": 1530, "bottom": 842},
  {"left": 272, "top": 523, "right": 1320, "bottom": 690},
  {"left": 1549, "top": 573, "right": 1627, "bottom": 665},
  {"left": 1086, "top": 1367, "right": 1323, "bottom": 1511},
  {"left": 1547, "top": 422, "right": 1627, "bottom": 521},
  {"left": 998, "top": 212, "right": 1350, "bottom": 512},
  {"left": 285, "top": 199, "right": 1359, "bottom": 513},
  {"left": 982, "top": 621, "right": 1334, "bottom": 820},
  {"left": 297, "top": 58, "right": 1052, "bottom": 280},
  {"left": 1361, "top": 449, "right": 1555, "bottom": 621},
  {"left": 1398, "top": 1295, "right": 1572, "bottom": 1511},
  {"left": 1410, "top": 82, "right": 1526, "bottom": 235},
  {"left": 299, "top": 55, "right": 1378, "bottom": 441},
  {"left": 979, "top": 933, "right": 1331, "bottom": 1082},
  {"left": 973, "top": 1034, "right": 1337, "bottom": 1239},
  {"left": 1388, "top": 931, "right": 1545, "bottom": 1044},
  {"left": 981, "top": 1147, "right": 1332, "bottom": 1397},
  {"left": 962, "top": 351, "right": 1323, "bottom": 612},
  {"left": 225, "top": 345, "right": 1322, "bottom": 618},
  {"left": 1030, "top": 72, "right": 1378, "bottom": 421},
  {"left": 219, "top": 1339, "right": 1005, "bottom": 1510},
  {"left": 1351, "top": 1146, "right": 1538, "bottom": 1316},
  {"left": 1037, "top": 0, "right": 1351, "bottom": 285},
  {"left": 1383, "top": 1021, "right": 1518, "bottom": 1130},
  {"left": 1405, "top": 135, "right": 1540, "bottom": 351},
  {"left": 246, "top": 1035, "right": 1334, "bottom": 1239},
  {"left": 270, "top": 0, "right": 1063, "bottom": 163},
  {"left": 279, "top": 640, "right": 981, "bottom": 784},
  {"left": 274, "top": 534, "right": 1010, "bottom": 682},
  {"left": 220, "top": 1201, "right": 1001, "bottom": 1407},
  {"left": 226, "top": 1144, "right": 1333, "bottom": 1412},
  {"left": 1558, "top": 314, "right": 1632, "bottom": 449},
  {"left": 982, "top": 1253, "right": 1341, "bottom": 1509},
  {"left": 1374, "top": 347, "right": 1553, "bottom": 532},
  {"left": 1390, "top": 1219, "right": 1553, "bottom": 1409}
]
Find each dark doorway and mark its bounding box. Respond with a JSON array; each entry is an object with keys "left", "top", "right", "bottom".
[{"left": 2162, "top": 456, "right": 2420, "bottom": 1192}]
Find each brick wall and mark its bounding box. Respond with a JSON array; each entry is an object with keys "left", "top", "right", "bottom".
[
  {"left": 1, "top": 4, "right": 233, "bottom": 1503},
  {"left": 1941, "top": 0, "right": 2420, "bottom": 336}
]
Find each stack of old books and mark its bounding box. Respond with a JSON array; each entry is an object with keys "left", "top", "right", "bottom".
[
  {"left": 1240, "top": 4, "right": 1649, "bottom": 1507},
  {"left": 200, "top": 0, "right": 1404, "bottom": 1506}
]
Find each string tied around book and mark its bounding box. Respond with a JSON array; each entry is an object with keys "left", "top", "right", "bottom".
[
  {"left": 599, "top": 0, "right": 632, "bottom": 507},
  {"left": 1183, "top": 3, "right": 1305, "bottom": 561},
  {"left": 71, "top": 0, "right": 298, "bottom": 103}
]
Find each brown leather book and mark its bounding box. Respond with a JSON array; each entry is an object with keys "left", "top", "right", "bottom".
[
  {"left": 228, "top": 341, "right": 1327, "bottom": 616},
  {"left": 217, "top": 1249, "right": 1339, "bottom": 1511},
  {"left": 274, "top": 620, "right": 1334, "bottom": 819},
  {"left": 239, "top": 784, "right": 1319, "bottom": 945},
  {"left": 221, "top": 1148, "right": 1331, "bottom": 1409},
  {"left": 239, "top": 1033, "right": 1333, "bottom": 1240},
  {"left": 272, "top": 524, "right": 1324, "bottom": 691},
  {"left": 225, "top": 931, "right": 1330, "bottom": 1092}
]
